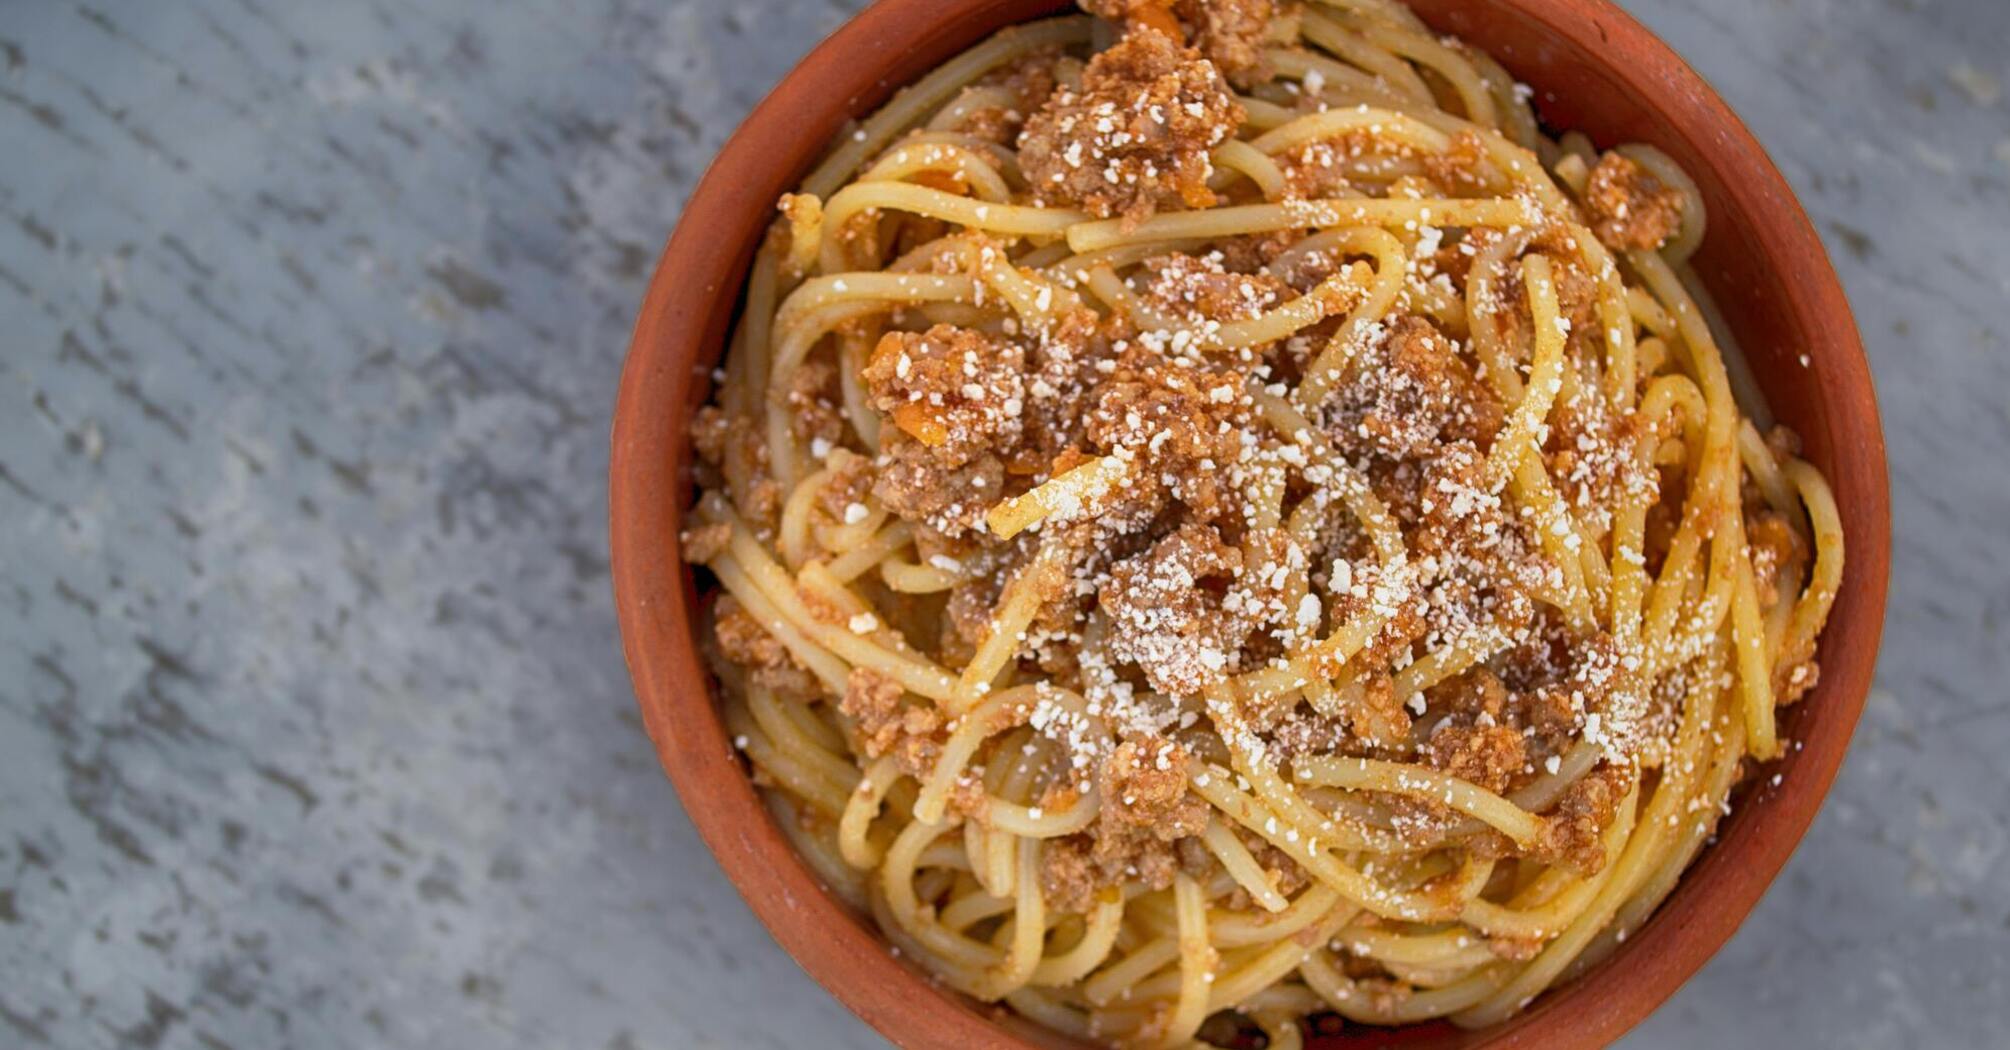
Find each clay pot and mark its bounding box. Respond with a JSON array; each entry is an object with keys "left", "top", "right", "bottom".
[{"left": 610, "top": 1, "right": 1891, "bottom": 1045}]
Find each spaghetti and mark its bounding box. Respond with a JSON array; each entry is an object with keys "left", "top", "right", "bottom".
[{"left": 680, "top": 1, "right": 1844, "bottom": 1044}]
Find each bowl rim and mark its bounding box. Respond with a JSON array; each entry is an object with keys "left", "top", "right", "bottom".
[{"left": 609, "top": 0, "right": 1892, "bottom": 1046}]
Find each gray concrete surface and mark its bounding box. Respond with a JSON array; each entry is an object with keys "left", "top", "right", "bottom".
[{"left": 1, "top": 0, "right": 2005, "bottom": 1047}]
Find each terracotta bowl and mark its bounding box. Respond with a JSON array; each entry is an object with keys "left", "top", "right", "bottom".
[{"left": 610, "top": 0, "right": 1891, "bottom": 1045}]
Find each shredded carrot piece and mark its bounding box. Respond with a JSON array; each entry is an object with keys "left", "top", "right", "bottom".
[
  {"left": 891, "top": 402, "right": 948, "bottom": 447},
  {"left": 1131, "top": 1, "right": 1184, "bottom": 41},
  {"left": 908, "top": 170, "right": 969, "bottom": 195}
]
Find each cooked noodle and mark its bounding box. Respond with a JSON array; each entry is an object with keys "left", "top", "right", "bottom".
[{"left": 679, "top": 2, "right": 1843, "bottom": 1044}]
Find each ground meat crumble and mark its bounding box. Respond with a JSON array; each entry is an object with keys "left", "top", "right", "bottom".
[
  {"left": 864, "top": 323, "right": 1029, "bottom": 466},
  {"left": 1041, "top": 735, "right": 1210, "bottom": 912},
  {"left": 1424, "top": 722, "right": 1527, "bottom": 795},
  {"left": 840, "top": 667, "right": 945, "bottom": 777},
  {"left": 1098, "top": 522, "right": 1248, "bottom": 695},
  {"left": 874, "top": 433, "right": 1006, "bottom": 538},
  {"left": 1084, "top": 0, "right": 1278, "bottom": 87},
  {"left": 713, "top": 594, "right": 818, "bottom": 700},
  {"left": 1138, "top": 251, "right": 1292, "bottom": 323},
  {"left": 1084, "top": 342, "right": 1251, "bottom": 520},
  {"left": 943, "top": 46, "right": 1067, "bottom": 145},
  {"left": 1535, "top": 763, "right": 1634, "bottom": 874},
  {"left": 1326, "top": 316, "right": 1502, "bottom": 462},
  {"left": 1018, "top": 25, "right": 1243, "bottom": 224},
  {"left": 1583, "top": 152, "right": 1685, "bottom": 252}
]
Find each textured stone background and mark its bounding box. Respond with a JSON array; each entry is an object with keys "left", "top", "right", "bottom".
[{"left": 1, "top": 1, "right": 2006, "bottom": 1047}]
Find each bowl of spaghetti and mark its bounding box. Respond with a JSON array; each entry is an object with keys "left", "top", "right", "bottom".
[{"left": 609, "top": 0, "right": 1890, "bottom": 1046}]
